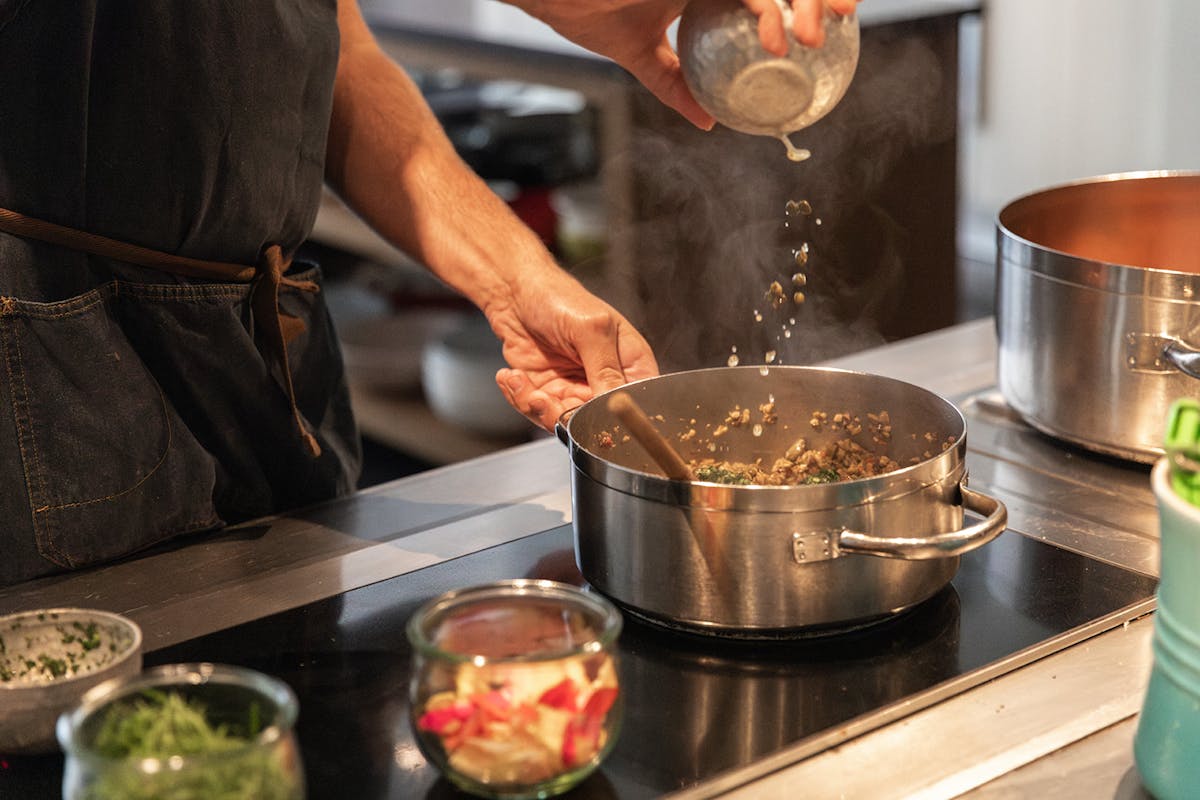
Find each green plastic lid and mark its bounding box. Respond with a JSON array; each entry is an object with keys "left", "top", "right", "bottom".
[{"left": 1165, "top": 398, "right": 1200, "bottom": 505}]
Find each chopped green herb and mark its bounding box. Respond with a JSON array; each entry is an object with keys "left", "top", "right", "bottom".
[
  {"left": 73, "top": 621, "right": 102, "bottom": 651},
  {"left": 86, "top": 689, "right": 299, "bottom": 800},
  {"left": 695, "top": 465, "right": 753, "bottom": 485},
  {"left": 38, "top": 654, "right": 68, "bottom": 678},
  {"left": 803, "top": 468, "right": 841, "bottom": 485}
]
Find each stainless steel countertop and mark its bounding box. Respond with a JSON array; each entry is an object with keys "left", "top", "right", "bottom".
[{"left": 0, "top": 318, "right": 1161, "bottom": 798}]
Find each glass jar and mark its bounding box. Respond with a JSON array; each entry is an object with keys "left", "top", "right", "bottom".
[
  {"left": 407, "top": 580, "right": 623, "bottom": 800},
  {"left": 57, "top": 662, "right": 304, "bottom": 800}
]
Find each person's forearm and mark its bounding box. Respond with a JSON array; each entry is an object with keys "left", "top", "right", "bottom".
[{"left": 324, "top": 2, "right": 551, "bottom": 314}]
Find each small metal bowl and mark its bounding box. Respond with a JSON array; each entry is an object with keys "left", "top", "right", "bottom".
[
  {"left": 0, "top": 608, "right": 142, "bottom": 754},
  {"left": 678, "top": 0, "right": 859, "bottom": 138}
]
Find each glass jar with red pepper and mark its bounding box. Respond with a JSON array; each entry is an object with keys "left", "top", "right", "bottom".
[{"left": 406, "top": 580, "right": 623, "bottom": 799}]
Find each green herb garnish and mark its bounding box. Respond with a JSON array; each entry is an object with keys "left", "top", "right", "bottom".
[
  {"left": 695, "top": 465, "right": 753, "bottom": 485},
  {"left": 85, "top": 689, "right": 299, "bottom": 800},
  {"left": 38, "top": 654, "right": 68, "bottom": 678},
  {"left": 803, "top": 468, "right": 841, "bottom": 485},
  {"left": 73, "top": 621, "right": 102, "bottom": 651}
]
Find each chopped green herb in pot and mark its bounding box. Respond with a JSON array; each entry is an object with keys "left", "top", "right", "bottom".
[
  {"left": 694, "top": 465, "right": 753, "bottom": 485},
  {"left": 802, "top": 468, "right": 841, "bottom": 485}
]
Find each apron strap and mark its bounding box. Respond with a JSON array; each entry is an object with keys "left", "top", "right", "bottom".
[
  {"left": 252, "top": 245, "right": 321, "bottom": 457},
  {"left": 0, "top": 207, "right": 323, "bottom": 457}
]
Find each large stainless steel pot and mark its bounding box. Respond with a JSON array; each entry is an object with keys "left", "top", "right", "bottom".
[
  {"left": 557, "top": 366, "right": 1007, "bottom": 635},
  {"left": 996, "top": 171, "right": 1200, "bottom": 462}
]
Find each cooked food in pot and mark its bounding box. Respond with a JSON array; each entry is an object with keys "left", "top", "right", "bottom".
[
  {"left": 593, "top": 399, "right": 956, "bottom": 487},
  {"left": 691, "top": 435, "right": 900, "bottom": 485}
]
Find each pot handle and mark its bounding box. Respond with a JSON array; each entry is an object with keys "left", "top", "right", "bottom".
[
  {"left": 1162, "top": 340, "right": 1200, "bottom": 380},
  {"left": 554, "top": 405, "right": 582, "bottom": 446},
  {"left": 792, "top": 482, "right": 1008, "bottom": 562}
]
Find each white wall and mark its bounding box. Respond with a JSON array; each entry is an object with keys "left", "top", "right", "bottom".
[{"left": 959, "top": 0, "right": 1200, "bottom": 260}]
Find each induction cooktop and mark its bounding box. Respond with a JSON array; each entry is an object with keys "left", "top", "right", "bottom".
[{"left": 126, "top": 521, "right": 1154, "bottom": 800}]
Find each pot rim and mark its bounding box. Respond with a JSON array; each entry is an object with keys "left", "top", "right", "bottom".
[
  {"left": 996, "top": 169, "right": 1200, "bottom": 295},
  {"left": 564, "top": 365, "right": 968, "bottom": 513}
]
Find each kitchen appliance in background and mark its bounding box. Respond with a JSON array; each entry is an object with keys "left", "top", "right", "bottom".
[
  {"left": 418, "top": 71, "right": 600, "bottom": 254},
  {"left": 421, "top": 313, "right": 533, "bottom": 438},
  {"left": 550, "top": 180, "right": 607, "bottom": 268},
  {"left": 322, "top": 256, "right": 471, "bottom": 393}
]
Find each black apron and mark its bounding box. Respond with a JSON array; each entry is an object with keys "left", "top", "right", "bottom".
[{"left": 0, "top": 1, "right": 361, "bottom": 586}]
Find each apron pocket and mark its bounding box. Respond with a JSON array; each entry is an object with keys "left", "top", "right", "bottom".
[{"left": 0, "top": 286, "right": 220, "bottom": 570}]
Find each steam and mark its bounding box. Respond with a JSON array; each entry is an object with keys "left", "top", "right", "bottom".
[{"left": 585, "top": 25, "right": 953, "bottom": 374}]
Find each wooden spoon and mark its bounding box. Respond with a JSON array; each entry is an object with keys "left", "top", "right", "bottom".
[{"left": 606, "top": 391, "right": 695, "bottom": 482}]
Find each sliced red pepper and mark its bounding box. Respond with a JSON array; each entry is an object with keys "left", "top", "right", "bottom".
[
  {"left": 442, "top": 708, "right": 486, "bottom": 752},
  {"left": 417, "top": 702, "right": 472, "bottom": 735},
  {"left": 562, "top": 718, "right": 584, "bottom": 767},
  {"left": 537, "top": 677, "right": 580, "bottom": 711},
  {"left": 562, "top": 718, "right": 604, "bottom": 768},
  {"left": 582, "top": 687, "right": 618, "bottom": 719},
  {"left": 472, "top": 689, "right": 514, "bottom": 721},
  {"left": 562, "top": 687, "right": 619, "bottom": 767}
]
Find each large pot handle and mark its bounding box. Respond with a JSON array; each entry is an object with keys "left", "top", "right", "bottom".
[
  {"left": 1161, "top": 339, "right": 1200, "bottom": 380},
  {"left": 791, "top": 482, "right": 1007, "bottom": 563}
]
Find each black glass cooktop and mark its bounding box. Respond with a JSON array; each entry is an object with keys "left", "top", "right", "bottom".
[{"left": 8, "top": 525, "right": 1156, "bottom": 800}]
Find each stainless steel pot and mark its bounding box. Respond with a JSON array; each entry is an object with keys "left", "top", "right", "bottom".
[
  {"left": 996, "top": 171, "right": 1200, "bottom": 463},
  {"left": 557, "top": 366, "right": 1007, "bottom": 635}
]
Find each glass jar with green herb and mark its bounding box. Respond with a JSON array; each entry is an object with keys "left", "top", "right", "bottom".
[{"left": 57, "top": 662, "right": 304, "bottom": 800}]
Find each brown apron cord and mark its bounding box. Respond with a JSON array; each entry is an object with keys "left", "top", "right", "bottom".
[
  {"left": 0, "top": 206, "right": 323, "bottom": 457},
  {"left": 0, "top": 208, "right": 257, "bottom": 282},
  {"left": 251, "top": 245, "right": 321, "bottom": 457}
]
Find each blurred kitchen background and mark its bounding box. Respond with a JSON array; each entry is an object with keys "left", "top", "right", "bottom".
[{"left": 305, "top": 0, "right": 1200, "bottom": 486}]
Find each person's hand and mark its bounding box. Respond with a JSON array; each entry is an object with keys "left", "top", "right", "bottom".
[
  {"left": 505, "top": 0, "right": 712, "bottom": 130},
  {"left": 506, "top": 0, "right": 860, "bottom": 129},
  {"left": 749, "top": 0, "right": 861, "bottom": 54},
  {"left": 488, "top": 267, "right": 659, "bottom": 432}
]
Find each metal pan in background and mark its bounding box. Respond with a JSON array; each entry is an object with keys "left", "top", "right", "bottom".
[{"left": 996, "top": 170, "right": 1200, "bottom": 463}]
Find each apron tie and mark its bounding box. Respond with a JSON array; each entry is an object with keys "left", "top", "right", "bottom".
[
  {"left": 251, "top": 244, "right": 322, "bottom": 456},
  {"left": 0, "top": 207, "right": 323, "bottom": 457}
]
